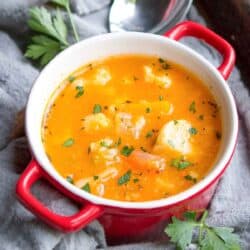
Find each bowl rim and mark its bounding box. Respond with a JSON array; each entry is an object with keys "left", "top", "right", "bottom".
[{"left": 25, "top": 31, "right": 238, "bottom": 210}]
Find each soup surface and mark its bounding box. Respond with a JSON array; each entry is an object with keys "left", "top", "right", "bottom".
[{"left": 42, "top": 55, "right": 222, "bottom": 202}]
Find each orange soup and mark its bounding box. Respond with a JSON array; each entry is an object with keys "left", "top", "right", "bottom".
[{"left": 42, "top": 55, "right": 222, "bottom": 202}]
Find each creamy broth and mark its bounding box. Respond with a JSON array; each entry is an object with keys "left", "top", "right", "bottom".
[{"left": 42, "top": 55, "right": 222, "bottom": 202}]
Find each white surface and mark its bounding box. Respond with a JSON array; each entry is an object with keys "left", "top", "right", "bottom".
[{"left": 25, "top": 32, "right": 238, "bottom": 209}]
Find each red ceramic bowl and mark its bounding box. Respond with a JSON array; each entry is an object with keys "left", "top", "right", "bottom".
[{"left": 16, "top": 21, "right": 237, "bottom": 244}]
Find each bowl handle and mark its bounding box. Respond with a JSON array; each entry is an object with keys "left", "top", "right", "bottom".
[
  {"left": 16, "top": 159, "right": 103, "bottom": 232},
  {"left": 164, "top": 21, "right": 236, "bottom": 80}
]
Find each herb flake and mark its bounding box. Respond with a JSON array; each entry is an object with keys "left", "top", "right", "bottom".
[
  {"left": 118, "top": 170, "right": 131, "bottom": 185},
  {"left": 93, "top": 104, "right": 102, "bottom": 114},
  {"left": 75, "top": 86, "right": 84, "bottom": 98},
  {"left": 82, "top": 183, "right": 91, "bottom": 193},
  {"left": 171, "top": 157, "right": 192, "bottom": 170},
  {"left": 189, "top": 127, "right": 198, "bottom": 135},
  {"left": 121, "top": 146, "right": 134, "bottom": 157},
  {"left": 189, "top": 101, "right": 196, "bottom": 113},
  {"left": 62, "top": 138, "right": 74, "bottom": 147}
]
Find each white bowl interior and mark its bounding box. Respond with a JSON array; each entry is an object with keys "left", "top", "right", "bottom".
[{"left": 26, "top": 32, "right": 238, "bottom": 209}]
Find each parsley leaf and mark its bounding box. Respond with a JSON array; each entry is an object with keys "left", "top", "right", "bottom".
[
  {"left": 184, "top": 175, "right": 197, "bottom": 183},
  {"left": 82, "top": 183, "right": 91, "bottom": 193},
  {"left": 120, "top": 146, "right": 134, "bottom": 156},
  {"left": 93, "top": 104, "right": 102, "bottom": 114},
  {"left": 165, "top": 210, "right": 241, "bottom": 250},
  {"left": 165, "top": 216, "right": 197, "bottom": 249},
  {"left": 66, "top": 176, "right": 73, "bottom": 184},
  {"left": 114, "top": 137, "right": 122, "bottom": 147},
  {"left": 171, "top": 157, "right": 192, "bottom": 169},
  {"left": 118, "top": 170, "right": 131, "bottom": 185},
  {"left": 146, "top": 130, "right": 153, "bottom": 138},
  {"left": 62, "top": 138, "right": 74, "bottom": 147},
  {"left": 189, "top": 101, "right": 196, "bottom": 113},
  {"left": 93, "top": 175, "right": 99, "bottom": 180},
  {"left": 25, "top": 1, "right": 79, "bottom": 66},
  {"left": 25, "top": 35, "right": 61, "bottom": 66},
  {"left": 189, "top": 127, "right": 198, "bottom": 135},
  {"left": 68, "top": 75, "right": 76, "bottom": 82},
  {"left": 75, "top": 86, "right": 84, "bottom": 98}
]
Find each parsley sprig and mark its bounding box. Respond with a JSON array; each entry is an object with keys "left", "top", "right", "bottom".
[
  {"left": 165, "top": 210, "right": 241, "bottom": 250},
  {"left": 25, "top": 0, "right": 79, "bottom": 66}
]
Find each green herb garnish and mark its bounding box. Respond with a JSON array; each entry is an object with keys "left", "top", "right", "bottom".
[
  {"left": 146, "top": 130, "right": 153, "bottom": 138},
  {"left": 171, "top": 157, "right": 192, "bottom": 169},
  {"left": 165, "top": 210, "right": 240, "bottom": 250},
  {"left": 75, "top": 86, "right": 84, "bottom": 98},
  {"left": 114, "top": 137, "right": 122, "bottom": 147},
  {"left": 189, "top": 127, "right": 198, "bottom": 135},
  {"left": 158, "top": 58, "right": 165, "bottom": 63},
  {"left": 121, "top": 146, "right": 134, "bottom": 157},
  {"left": 82, "top": 183, "right": 91, "bottom": 193},
  {"left": 66, "top": 176, "right": 73, "bottom": 184},
  {"left": 93, "top": 104, "right": 102, "bottom": 114},
  {"left": 62, "top": 138, "right": 74, "bottom": 147},
  {"left": 189, "top": 101, "right": 196, "bottom": 113},
  {"left": 145, "top": 107, "right": 152, "bottom": 113},
  {"left": 184, "top": 175, "right": 197, "bottom": 183},
  {"left": 100, "top": 140, "right": 109, "bottom": 147},
  {"left": 68, "top": 75, "right": 76, "bottom": 82},
  {"left": 133, "top": 178, "right": 139, "bottom": 183},
  {"left": 140, "top": 146, "right": 147, "bottom": 152},
  {"left": 118, "top": 170, "right": 131, "bottom": 185},
  {"left": 93, "top": 175, "right": 99, "bottom": 180},
  {"left": 159, "top": 95, "right": 164, "bottom": 101},
  {"left": 25, "top": 0, "right": 79, "bottom": 66},
  {"left": 199, "top": 114, "right": 204, "bottom": 120}
]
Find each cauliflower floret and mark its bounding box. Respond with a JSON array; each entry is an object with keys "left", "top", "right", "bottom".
[
  {"left": 144, "top": 66, "right": 171, "bottom": 88},
  {"left": 115, "top": 112, "right": 146, "bottom": 139},
  {"left": 94, "top": 67, "right": 111, "bottom": 85},
  {"left": 154, "top": 120, "right": 192, "bottom": 154},
  {"left": 89, "top": 138, "right": 120, "bottom": 166},
  {"left": 82, "top": 113, "right": 111, "bottom": 131}
]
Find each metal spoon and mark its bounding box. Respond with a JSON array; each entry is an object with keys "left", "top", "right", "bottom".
[{"left": 109, "top": 0, "right": 193, "bottom": 34}]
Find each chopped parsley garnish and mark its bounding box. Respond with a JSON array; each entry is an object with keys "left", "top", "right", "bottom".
[
  {"left": 189, "top": 127, "right": 198, "bottom": 135},
  {"left": 62, "top": 138, "right": 74, "bottom": 147},
  {"left": 114, "top": 137, "right": 122, "bottom": 147},
  {"left": 184, "top": 175, "right": 197, "bottom": 183},
  {"left": 162, "top": 63, "right": 171, "bottom": 70},
  {"left": 118, "top": 170, "right": 131, "bottom": 185},
  {"left": 140, "top": 146, "right": 147, "bottom": 152},
  {"left": 171, "top": 157, "right": 192, "bottom": 169},
  {"left": 145, "top": 107, "right": 152, "bottom": 113},
  {"left": 100, "top": 140, "right": 109, "bottom": 147},
  {"left": 146, "top": 130, "right": 153, "bottom": 138},
  {"left": 75, "top": 86, "right": 84, "bottom": 98},
  {"left": 93, "top": 175, "right": 99, "bottom": 180},
  {"left": 82, "top": 183, "right": 91, "bottom": 193},
  {"left": 93, "top": 104, "right": 102, "bottom": 114},
  {"left": 120, "top": 146, "right": 134, "bottom": 156},
  {"left": 174, "top": 120, "right": 178, "bottom": 125},
  {"left": 165, "top": 210, "right": 240, "bottom": 250},
  {"left": 68, "top": 75, "right": 76, "bottom": 82},
  {"left": 66, "top": 176, "right": 73, "bottom": 184},
  {"left": 198, "top": 114, "right": 204, "bottom": 120},
  {"left": 133, "top": 178, "right": 139, "bottom": 183},
  {"left": 216, "top": 131, "right": 222, "bottom": 140},
  {"left": 158, "top": 58, "right": 165, "bottom": 63},
  {"left": 159, "top": 95, "right": 164, "bottom": 101},
  {"left": 189, "top": 101, "right": 196, "bottom": 113}
]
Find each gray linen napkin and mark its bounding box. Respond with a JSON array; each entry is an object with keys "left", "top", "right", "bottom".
[{"left": 0, "top": 1, "right": 249, "bottom": 249}]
